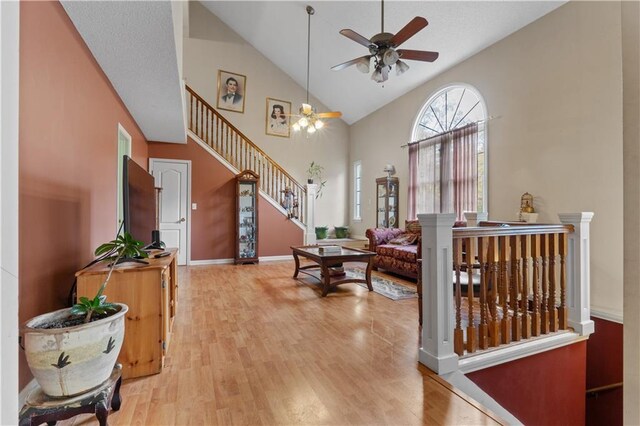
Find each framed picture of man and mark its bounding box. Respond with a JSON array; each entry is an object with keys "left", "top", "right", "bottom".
[
  {"left": 265, "top": 98, "right": 291, "bottom": 138},
  {"left": 217, "top": 70, "right": 246, "bottom": 113}
]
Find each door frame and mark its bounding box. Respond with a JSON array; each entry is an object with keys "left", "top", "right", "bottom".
[{"left": 149, "top": 158, "right": 192, "bottom": 265}]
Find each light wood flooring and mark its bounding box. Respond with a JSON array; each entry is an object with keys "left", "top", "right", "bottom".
[{"left": 63, "top": 261, "right": 503, "bottom": 425}]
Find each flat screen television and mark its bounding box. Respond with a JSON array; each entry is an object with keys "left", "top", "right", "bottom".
[{"left": 123, "top": 155, "right": 156, "bottom": 248}]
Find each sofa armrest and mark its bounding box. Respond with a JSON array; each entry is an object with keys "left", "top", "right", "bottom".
[{"left": 365, "top": 227, "right": 405, "bottom": 252}]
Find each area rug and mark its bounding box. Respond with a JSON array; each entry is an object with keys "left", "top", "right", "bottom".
[{"left": 345, "top": 267, "right": 417, "bottom": 301}]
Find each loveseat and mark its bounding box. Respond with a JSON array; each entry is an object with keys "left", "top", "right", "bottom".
[{"left": 365, "top": 220, "right": 423, "bottom": 280}]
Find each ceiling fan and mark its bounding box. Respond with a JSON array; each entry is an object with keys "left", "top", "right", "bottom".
[{"left": 331, "top": 0, "right": 439, "bottom": 83}]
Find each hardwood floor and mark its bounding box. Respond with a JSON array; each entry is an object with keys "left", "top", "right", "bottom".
[{"left": 64, "top": 261, "right": 502, "bottom": 425}]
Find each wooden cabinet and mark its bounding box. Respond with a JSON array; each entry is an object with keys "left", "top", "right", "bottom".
[
  {"left": 236, "top": 170, "right": 259, "bottom": 264},
  {"left": 76, "top": 248, "right": 178, "bottom": 379},
  {"left": 376, "top": 176, "right": 399, "bottom": 228}
]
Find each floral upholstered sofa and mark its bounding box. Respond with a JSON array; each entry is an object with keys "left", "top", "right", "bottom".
[
  {"left": 365, "top": 220, "right": 423, "bottom": 280},
  {"left": 365, "top": 220, "right": 467, "bottom": 280}
]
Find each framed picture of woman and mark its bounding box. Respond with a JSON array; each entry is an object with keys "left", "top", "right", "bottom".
[
  {"left": 265, "top": 98, "right": 291, "bottom": 138},
  {"left": 217, "top": 70, "right": 246, "bottom": 113}
]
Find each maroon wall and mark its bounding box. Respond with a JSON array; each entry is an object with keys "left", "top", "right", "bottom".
[
  {"left": 19, "top": 1, "right": 148, "bottom": 388},
  {"left": 586, "top": 317, "right": 623, "bottom": 426},
  {"left": 467, "top": 341, "right": 586, "bottom": 425},
  {"left": 148, "top": 137, "right": 303, "bottom": 260}
]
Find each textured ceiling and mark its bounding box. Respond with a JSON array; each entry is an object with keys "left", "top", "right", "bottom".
[
  {"left": 61, "top": 1, "right": 186, "bottom": 143},
  {"left": 202, "top": 1, "right": 566, "bottom": 124}
]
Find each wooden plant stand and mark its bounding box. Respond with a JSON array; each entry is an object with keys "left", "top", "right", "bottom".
[{"left": 19, "top": 364, "right": 122, "bottom": 426}]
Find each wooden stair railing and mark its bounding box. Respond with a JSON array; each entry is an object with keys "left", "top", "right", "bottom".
[
  {"left": 186, "top": 85, "right": 306, "bottom": 225},
  {"left": 450, "top": 224, "right": 574, "bottom": 357}
]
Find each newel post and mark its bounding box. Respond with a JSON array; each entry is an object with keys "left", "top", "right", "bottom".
[
  {"left": 305, "top": 184, "right": 318, "bottom": 244},
  {"left": 464, "top": 211, "right": 488, "bottom": 227},
  {"left": 418, "top": 213, "right": 459, "bottom": 374},
  {"left": 558, "top": 212, "right": 595, "bottom": 336}
]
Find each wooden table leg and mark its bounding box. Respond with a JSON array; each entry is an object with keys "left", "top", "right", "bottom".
[
  {"left": 292, "top": 252, "right": 300, "bottom": 278},
  {"left": 365, "top": 259, "right": 374, "bottom": 291},
  {"left": 321, "top": 263, "right": 331, "bottom": 296}
]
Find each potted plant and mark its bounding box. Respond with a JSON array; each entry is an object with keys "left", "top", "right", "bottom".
[
  {"left": 315, "top": 226, "right": 329, "bottom": 240},
  {"left": 334, "top": 226, "right": 349, "bottom": 239},
  {"left": 21, "top": 232, "right": 148, "bottom": 397},
  {"left": 306, "top": 161, "right": 327, "bottom": 199}
]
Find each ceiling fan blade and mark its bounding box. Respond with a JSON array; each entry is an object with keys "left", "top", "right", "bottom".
[
  {"left": 390, "top": 17, "right": 428, "bottom": 48},
  {"left": 317, "top": 111, "right": 342, "bottom": 119},
  {"left": 339, "top": 29, "right": 374, "bottom": 48},
  {"left": 397, "top": 49, "right": 439, "bottom": 62},
  {"left": 331, "top": 55, "right": 371, "bottom": 71}
]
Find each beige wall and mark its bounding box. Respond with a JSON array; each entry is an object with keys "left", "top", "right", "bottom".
[
  {"left": 184, "top": 1, "right": 350, "bottom": 229},
  {"left": 622, "top": 0, "right": 640, "bottom": 423},
  {"left": 350, "top": 2, "right": 624, "bottom": 316}
]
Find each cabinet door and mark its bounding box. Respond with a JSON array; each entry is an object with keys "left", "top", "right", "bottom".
[
  {"left": 388, "top": 180, "right": 398, "bottom": 227},
  {"left": 376, "top": 181, "right": 387, "bottom": 227}
]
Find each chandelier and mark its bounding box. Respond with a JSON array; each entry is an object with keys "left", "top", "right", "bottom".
[{"left": 292, "top": 6, "right": 341, "bottom": 134}]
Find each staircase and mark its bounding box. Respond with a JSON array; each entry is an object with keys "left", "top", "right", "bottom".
[{"left": 186, "top": 85, "right": 307, "bottom": 226}]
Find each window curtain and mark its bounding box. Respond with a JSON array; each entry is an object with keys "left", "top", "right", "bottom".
[{"left": 408, "top": 122, "right": 478, "bottom": 221}]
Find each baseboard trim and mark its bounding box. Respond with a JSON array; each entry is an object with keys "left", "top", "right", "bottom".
[
  {"left": 258, "top": 255, "right": 293, "bottom": 262},
  {"left": 19, "top": 379, "right": 38, "bottom": 408},
  {"left": 591, "top": 309, "right": 623, "bottom": 324},
  {"left": 189, "top": 258, "right": 234, "bottom": 265}
]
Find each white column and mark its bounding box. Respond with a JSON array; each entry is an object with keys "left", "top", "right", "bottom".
[
  {"left": 463, "top": 211, "right": 488, "bottom": 227},
  {"left": 558, "top": 212, "right": 595, "bottom": 336},
  {"left": 418, "top": 213, "right": 459, "bottom": 374},
  {"left": 0, "top": 1, "right": 20, "bottom": 422},
  {"left": 305, "top": 184, "right": 318, "bottom": 244}
]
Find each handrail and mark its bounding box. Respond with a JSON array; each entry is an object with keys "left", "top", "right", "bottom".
[
  {"left": 185, "top": 86, "right": 304, "bottom": 190},
  {"left": 185, "top": 85, "right": 307, "bottom": 224},
  {"left": 453, "top": 224, "right": 574, "bottom": 238}
]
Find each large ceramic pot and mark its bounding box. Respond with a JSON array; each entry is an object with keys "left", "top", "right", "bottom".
[{"left": 22, "top": 303, "right": 128, "bottom": 397}]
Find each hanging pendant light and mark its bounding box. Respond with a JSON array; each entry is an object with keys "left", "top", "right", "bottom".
[{"left": 292, "top": 5, "right": 341, "bottom": 134}]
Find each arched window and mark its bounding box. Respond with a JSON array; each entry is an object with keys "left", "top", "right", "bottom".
[{"left": 408, "top": 85, "right": 487, "bottom": 220}]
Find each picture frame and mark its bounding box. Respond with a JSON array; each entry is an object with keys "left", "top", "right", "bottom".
[
  {"left": 217, "top": 70, "right": 246, "bottom": 113},
  {"left": 265, "top": 97, "right": 291, "bottom": 138}
]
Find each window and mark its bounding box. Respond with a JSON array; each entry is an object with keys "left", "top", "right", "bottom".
[
  {"left": 117, "top": 124, "right": 132, "bottom": 232},
  {"left": 353, "top": 161, "right": 362, "bottom": 221},
  {"left": 409, "top": 85, "right": 486, "bottom": 220}
]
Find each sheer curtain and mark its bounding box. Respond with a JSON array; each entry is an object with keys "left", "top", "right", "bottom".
[{"left": 408, "top": 123, "right": 478, "bottom": 220}]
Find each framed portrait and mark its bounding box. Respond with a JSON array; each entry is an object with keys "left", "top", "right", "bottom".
[
  {"left": 217, "top": 70, "right": 246, "bottom": 113},
  {"left": 265, "top": 98, "right": 291, "bottom": 138}
]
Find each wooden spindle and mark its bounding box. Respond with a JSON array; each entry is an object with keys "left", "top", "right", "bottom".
[
  {"left": 559, "top": 232, "right": 568, "bottom": 329},
  {"left": 466, "top": 237, "right": 477, "bottom": 353},
  {"left": 500, "top": 235, "right": 511, "bottom": 344},
  {"left": 548, "top": 233, "right": 559, "bottom": 332},
  {"left": 520, "top": 234, "right": 531, "bottom": 339},
  {"left": 530, "top": 234, "right": 541, "bottom": 337},
  {"left": 540, "top": 234, "right": 550, "bottom": 334},
  {"left": 487, "top": 236, "right": 500, "bottom": 348},
  {"left": 510, "top": 235, "right": 522, "bottom": 341},
  {"left": 453, "top": 239, "right": 464, "bottom": 356},
  {"left": 478, "top": 236, "right": 489, "bottom": 350}
]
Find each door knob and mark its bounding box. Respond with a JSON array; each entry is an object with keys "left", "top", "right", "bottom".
[{"left": 178, "top": 218, "right": 186, "bottom": 223}]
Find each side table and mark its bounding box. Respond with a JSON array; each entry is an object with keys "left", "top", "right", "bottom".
[{"left": 19, "top": 364, "right": 122, "bottom": 426}]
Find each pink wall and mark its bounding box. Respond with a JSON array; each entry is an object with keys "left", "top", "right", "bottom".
[
  {"left": 148, "top": 137, "right": 303, "bottom": 260},
  {"left": 19, "top": 1, "right": 148, "bottom": 388},
  {"left": 467, "top": 341, "right": 586, "bottom": 425}
]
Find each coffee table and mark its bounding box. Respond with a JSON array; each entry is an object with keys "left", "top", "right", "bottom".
[{"left": 291, "top": 245, "right": 375, "bottom": 296}]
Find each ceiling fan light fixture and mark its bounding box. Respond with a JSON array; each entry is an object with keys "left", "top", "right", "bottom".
[
  {"left": 292, "top": 122, "right": 301, "bottom": 132},
  {"left": 314, "top": 119, "right": 324, "bottom": 129},
  {"left": 356, "top": 58, "right": 370, "bottom": 73},
  {"left": 396, "top": 60, "right": 409, "bottom": 76},
  {"left": 301, "top": 103, "right": 313, "bottom": 115},
  {"left": 371, "top": 68, "right": 383, "bottom": 83},
  {"left": 298, "top": 116, "right": 309, "bottom": 128},
  {"left": 307, "top": 125, "right": 317, "bottom": 134},
  {"left": 382, "top": 49, "right": 399, "bottom": 66}
]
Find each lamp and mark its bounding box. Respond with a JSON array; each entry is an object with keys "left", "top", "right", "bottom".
[
  {"left": 383, "top": 164, "right": 396, "bottom": 178},
  {"left": 396, "top": 60, "right": 409, "bottom": 76},
  {"left": 382, "top": 49, "right": 399, "bottom": 66},
  {"left": 356, "top": 57, "right": 370, "bottom": 73}
]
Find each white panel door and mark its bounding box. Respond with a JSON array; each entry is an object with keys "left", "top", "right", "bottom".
[{"left": 150, "top": 159, "right": 190, "bottom": 265}]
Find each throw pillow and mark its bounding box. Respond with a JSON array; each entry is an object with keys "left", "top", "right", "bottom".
[
  {"left": 405, "top": 220, "right": 421, "bottom": 235},
  {"left": 389, "top": 233, "right": 419, "bottom": 246}
]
